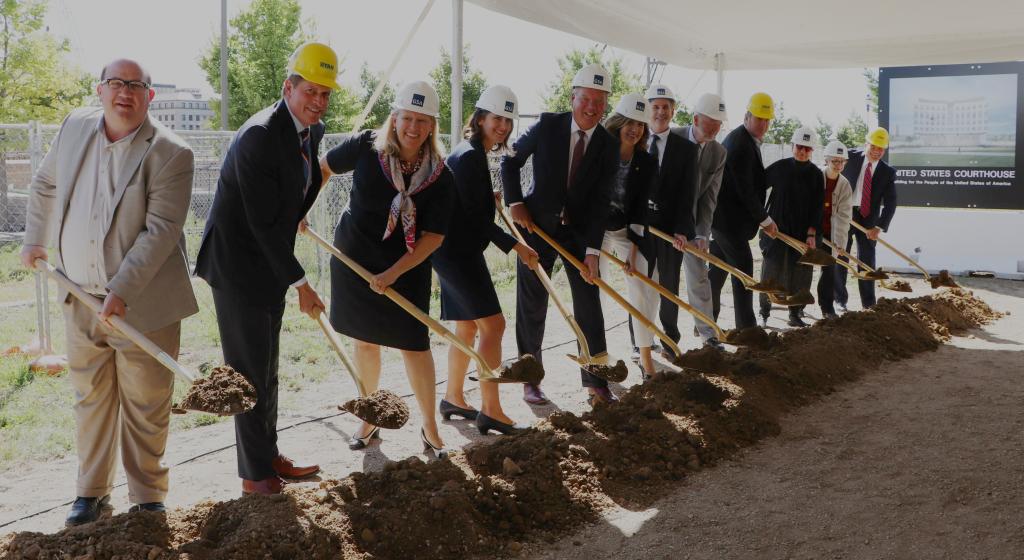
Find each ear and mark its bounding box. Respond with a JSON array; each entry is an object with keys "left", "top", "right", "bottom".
[{"left": 147, "top": 88, "right": 155, "bottom": 103}]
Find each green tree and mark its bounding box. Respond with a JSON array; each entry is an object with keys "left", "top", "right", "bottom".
[
  {"left": 542, "top": 46, "right": 642, "bottom": 116},
  {"left": 429, "top": 46, "right": 488, "bottom": 137},
  {"left": 198, "top": 0, "right": 358, "bottom": 131},
  {"left": 814, "top": 115, "right": 835, "bottom": 146},
  {"left": 0, "top": 0, "right": 92, "bottom": 123},
  {"left": 673, "top": 104, "right": 694, "bottom": 127},
  {"left": 356, "top": 63, "right": 396, "bottom": 130},
  {"left": 836, "top": 112, "right": 869, "bottom": 148},
  {"left": 763, "top": 102, "right": 802, "bottom": 144}
]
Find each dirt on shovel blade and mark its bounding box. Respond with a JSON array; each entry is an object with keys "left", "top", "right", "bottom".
[
  {"left": 723, "top": 326, "right": 771, "bottom": 348},
  {"left": 174, "top": 365, "right": 256, "bottom": 416},
  {"left": 585, "top": 360, "right": 629, "bottom": 383},
  {"left": 750, "top": 278, "right": 787, "bottom": 293},
  {"left": 885, "top": 279, "right": 913, "bottom": 292},
  {"left": 930, "top": 270, "right": 959, "bottom": 288},
  {"left": 798, "top": 248, "right": 835, "bottom": 266},
  {"left": 864, "top": 269, "right": 890, "bottom": 280},
  {"left": 339, "top": 390, "right": 409, "bottom": 429},
  {"left": 674, "top": 346, "right": 729, "bottom": 373},
  {"left": 492, "top": 354, "right": 545, "bottom": 384}
]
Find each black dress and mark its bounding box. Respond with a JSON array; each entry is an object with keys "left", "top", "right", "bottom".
[
  {"left": 432, "top": 138, "right": 518, "bottom": 321},
  {"left": 324, "top": 130, "right": 455, "bottom": 351}
]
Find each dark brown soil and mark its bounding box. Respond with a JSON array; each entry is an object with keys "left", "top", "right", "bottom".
[
  {"left": 797, "top": 248, "right": 835, "bottom": 266},
  {"left": 770, "top": 289, "right": 815, "bottom": 307},
  {"left": 585, "top": 360, "right": 628, "bottom": 383},
  {"left": 673, "top": 346, "right": 729, "bottom": 373},
  {"left": 930, "top": 269, "right": 959, "bottom": 288},
  {"left": 174, "top": 366, "right": 256, "bottom": 416},
  {"left": 339, "top": 390, "right": 410, "bottom": 429},
  {"left": 2, "top": 289, "right": 1000, "bottom": 560},
  {"left": 750, "top": 279, "right": 786, "bottom": 294},
  {"left": 723, "top": 326, "right": 772, "bottom": 348},
  {"left": 884, "top": 279, "right": 913, "bottom": 292},
  {"left": 863, "top": 269, "right": 889, "bottom": 280},
  {"left": 494, "top": 354, "right": 545, "bottom": 384}
]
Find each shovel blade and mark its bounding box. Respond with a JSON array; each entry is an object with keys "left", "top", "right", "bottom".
[
  {"left": 582, "top": 360, "right": 629, "bottom": 383},
  {"left": 487, "top": 354, "right": 545, "bottom": 385},
  {"left": 797, "top": 249, "right": 836, "bottom": 267},
  {"left": 339, "top": 390, "right": 410, "bottom": 429}
]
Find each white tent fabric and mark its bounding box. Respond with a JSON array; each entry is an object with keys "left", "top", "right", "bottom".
[{"left": 467, "top": 0, "right": 1024, "bottom": 70}]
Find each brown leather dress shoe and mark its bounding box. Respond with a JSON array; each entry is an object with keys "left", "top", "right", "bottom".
[
  {"left": 272, "top": 454, "right": 320, "bottom": 478},
  {"left": 242, "top": 476, "right": 287, "bottom": 495}
]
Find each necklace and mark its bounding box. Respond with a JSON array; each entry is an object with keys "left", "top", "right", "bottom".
[{"left": 399, "top": 147, "right": 425, "bottom": 175}]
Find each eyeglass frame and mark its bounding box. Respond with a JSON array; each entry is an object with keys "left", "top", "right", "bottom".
[{"left": 100, "top": 77, "right": 151, "bottom": 92}]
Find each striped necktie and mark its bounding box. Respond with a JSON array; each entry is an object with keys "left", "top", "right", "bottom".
[{"left": 300, "top": 128, "right": 311, "bottom": 195}]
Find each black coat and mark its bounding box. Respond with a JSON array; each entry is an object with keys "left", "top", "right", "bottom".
[
  {"left": 608, "top": 148, "right": 657, "bottom": 249},
  {"left": 195, "top": 100, "right": 323, "bottom": 306},
  {"left": 842, "top": 150, "right": 898, "bottom": 231},
  {"left": 647, "top": 128, "right": 699, "bottom": 239},
  {"left": 761, "top": 158, "right": 824, "bottom": 255},
  {"left": 501, "top": 112, "right": 618, "bottom": 250},
  {"left": 437, "top": 138, "right": 517, "bottom": 257},
  {"left": 713, "top": 124, "right": 769, "bottom": 240}
]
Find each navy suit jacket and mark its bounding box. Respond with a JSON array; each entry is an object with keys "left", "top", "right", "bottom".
[
  {"left": 501, "top": 112, "right": 618, "bottom": 251},
  {"left": 842, "top": 150, "right": 898, "bottom": 231},
  {"left": 648, "top": 128, "right": 699, "bottom": 240},
  {"left": 195, "top": 100, "right": 324, "bottom": 305},
  {"left": 713, "top": 124, "right": 769, "bottom": 240},
  {"left": 439, "top": 138, "right": 518, "bottom": 256}
]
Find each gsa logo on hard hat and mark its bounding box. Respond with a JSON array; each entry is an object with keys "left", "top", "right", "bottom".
[
  {"left": 411, "top": 94, "right": 425, "bottom": 107},
  {"left": 505, "top": 101, "right": 515, "bottom": 113},
  {"left": 593, "top": 75, "right": 604, "bottom": 86},
  {"left": 802, "top": 133, "right": 811, "bottom": 141},
  {"left": 838, "top": 148, "right": 845, "bottom": 154},
  {"left": 719, "top": 103, "right": 726, "bottom": 112},
  {"left": 635, "top": 101, "right": 646, "bottom": 112},
  {"left": 657, "top": 88, "right": 666, "bottom": 95}
]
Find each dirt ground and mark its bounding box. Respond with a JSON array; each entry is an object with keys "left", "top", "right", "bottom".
[{"left": 0, "top": 276, "right": 1020, "bottom": 559}]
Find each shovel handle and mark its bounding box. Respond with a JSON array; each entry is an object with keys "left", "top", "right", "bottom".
[
  {"left": 647, "top": 226, "right": 761, "bottom": 290},
  {"left": 34, "top": 259, "right": 195, "bottom": 383},
  {"left": 772, "top": 230, "right": 811, "bottom": 253},
  {"left": 531, "top": 227, "right": 682, "bottom": 359},
  {"left": 314, "top": 311, "right": 368, "bottom": 397},
  {"left": 599, "top": 249, "right": 726, "bottom": 341},
  {"left": 821, "top": 238, "right": 876, "bottom": 279},
  {"left": 849, "top": 221, "right": 931, "bottom": 279},
  {"left": 302, "top": 227, "right": 497, "bottom": 381},
  {"left": 495, "top": 205, "right": 592, "bottom": 362}
]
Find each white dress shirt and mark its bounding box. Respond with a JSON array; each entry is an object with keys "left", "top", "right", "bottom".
[{"left": 851, "top": 157, "right": 875, "bottom": 210}]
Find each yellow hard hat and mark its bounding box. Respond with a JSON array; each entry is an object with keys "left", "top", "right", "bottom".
[
  {"left": 746, "top": 92, "right": 775, "bottom": 120},
  {"left": 287, "top": 42, "right": 341, "bottom": 90},
  {"left": 865, "top": 127, "right": 889, "bottom": 149}
]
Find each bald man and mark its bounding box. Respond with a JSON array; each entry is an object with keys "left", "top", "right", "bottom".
[{"left": 21, "top": 59, "right": 196, "bottom": 526}]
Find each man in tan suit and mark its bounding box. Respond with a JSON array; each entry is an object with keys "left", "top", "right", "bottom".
[{"left": 20, "top": 59, "right": 196, "bottom": 526}]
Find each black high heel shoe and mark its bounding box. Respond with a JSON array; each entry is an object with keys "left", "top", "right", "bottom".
[
  {"left": 439, "top": 399, "right": 478, "bottom": 421},
  {"left": 475, "top": 413, "right": 528, "bottom": 436},
  {"left": 348, "top": 426, "right": 380, "bottom": 450},
  {"left": 420, "top": 428, "right": 449, "bottom": 459}
]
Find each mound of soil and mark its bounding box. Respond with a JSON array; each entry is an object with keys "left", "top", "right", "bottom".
[
  {"left": 724, "top": 326, "right": 772, "bottom": 349},
  {"left": 174, "top": 366, "right": 257, "bottom": 416},
  {"left": 674, "top": 346, "right": 729, "bottom": 373},
  {"left": 884, "top": 279, "right": 913, "bottom": 292},
  {"left": 496, "top": 354, "right": 544, "bottom": 384},
  {"left": 339, "top": 390, "right": 410, "bottom": 429},
  {"left": 930, "top": 269, "right": 959, "bottom": 288},
  {"left": 2, "top": 290, "right": 1001, "bottom": 560}
]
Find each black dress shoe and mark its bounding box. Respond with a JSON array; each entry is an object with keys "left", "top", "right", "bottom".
[
  {"left": 348, "top": 426, "right": 381, "bottom": 450},
  {"left": 128, "top": 502, "right": 166, "bottom": 513},
  {"left": 704, "top": 337, "right": 726, "bottom": 351},
  {"left": 439, "top": 399, "right": 478, "bottom": 421},
  {"left": 837, "top": 303, "right": 848, "bottom": 313},
  {"left": 787, "top": 315, "right": 808, "bottom": 327},
  {"left": 66, "top": 495, "right": 112, "bottom": 527},
  {"left": 476, "top": 412, "right": 528, "bottom": 435},
  {"left": 822, "top": 311, "right": 839, "bottom": 320}
]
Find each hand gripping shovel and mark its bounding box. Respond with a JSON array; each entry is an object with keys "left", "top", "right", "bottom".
[
  {"left": 647, "top": 227, "right": 786, "bottom": 295},
  {"left": 312, "top": 310, "right": 409, "bottom": 429},
  {"left": 495, "top": 205, "right": 605, "bottom": 372},
  {"left": 302, "top": 227, "right": 542, "bottom": 384},
  {"left": 531, "top": 226, "right": 682, "bottom": 379},
  {"left": 772, "top": 231, "right": 837, "bottom": 267},
  {"left": 34, "top": 259, "right": 255, "bottom": 416},
  {"left": 850, "top": 221, "right": 958, "bottom": 288}
]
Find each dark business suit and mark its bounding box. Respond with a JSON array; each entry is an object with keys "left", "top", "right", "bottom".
[
  {"left": 710, "top": 124, "right": 769, "bottom": 329},
  {"left": 501, "top": 112, "right": 617, "bottom": 387},
  {"left": 834, "top": 149, "right": 897, "bottom": 309},
  {"left": 636, "top": 128, "right": 698, "bottom": 355},
  {"left": 195, "top": 100, "right": 323, "bottom": 481}
]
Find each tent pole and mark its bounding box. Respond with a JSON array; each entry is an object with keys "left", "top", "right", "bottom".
[
  {"left": 715, "top": 52, "right": 725, "bottom": 98},
  {"left": 451, "top": 0, "right": 464, "bottom": 144}
]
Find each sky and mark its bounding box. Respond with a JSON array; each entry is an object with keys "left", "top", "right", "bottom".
[{"left": 46, "top": 0, "right": 875, "bottom": 131}]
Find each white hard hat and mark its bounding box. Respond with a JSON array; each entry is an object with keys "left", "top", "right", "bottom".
[
  {"left": 692, "top": 93, "right": 728, "bottom": 122},
  {"left": 790, "top": 126, "right": 816, "bottom": 148},
  {"left": 613, "top": 93, "right": 651, "bottom": 123},
  {"left": 572, "top": 63, "right": 612, "bottom": 93},
  {"left": 393, "top": 80, "right": 440, "bottom": 118},
  {"left": 475, "top": 85, "right": 518, "bottom": 120},
  {"left": 644, "top": 83, "right": 676, "bottom": 102},
  {"left": 823, "top": 140, "right": 849, "bottom": 159}
]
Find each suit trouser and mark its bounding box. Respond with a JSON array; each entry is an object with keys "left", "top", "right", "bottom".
[
  {"left": 834, "top": 217, "right": 877, "bottom": 308},
  {"left": 64, "top": 296, "right": 179, "bottom": 503},
  {"left": 211, "top": 286, "right": 284, "bottom": 480},
  {"left": 816, "top": 243, "right": 837, "bottom": 315},
  {"left": 758, "top": 243, "right": 813, "bottom": 320},
  {"left": 516, "top": 224, "right": 607, "bottom": 388},
  {"left": 709, "top": 228, "right": 757, "bottom": 329},
  {"left": 600, "top": 228, "right": 658, "bottom": 348},
  {"left": 683, "top": 251, "right": 717, "bottom": 341}
]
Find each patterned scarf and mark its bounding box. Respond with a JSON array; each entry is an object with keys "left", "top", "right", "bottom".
[{"left": 379, "top": 149, "right": 445, "bottom": 252}]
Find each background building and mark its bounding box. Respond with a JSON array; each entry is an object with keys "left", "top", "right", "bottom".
[{"left": 149, "top": 84, "right": 214, "bottom": 131}]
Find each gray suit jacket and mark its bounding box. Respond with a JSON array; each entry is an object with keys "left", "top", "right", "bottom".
[
  {"left": 681, "top": 126, "right": 727, "bottom": 239},
  {"left": 24, "top": 107, "right": 198, "bottom": 333}
]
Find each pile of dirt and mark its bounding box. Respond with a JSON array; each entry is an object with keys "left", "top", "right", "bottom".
[
  {"left": 929, "top": 269, "right": 959, "bottom": 288},
  {"left": 884, "top": 279, "right": 913, "bottom": 292},
  {"left": 339, "top": 390, "right": 410, "bottom": 429},
  {"left": 495, "top": 354, "right": 545, "bottom": 384},
  {"left": 674, "top": 347, "right": 729, "bottom": 373},
  {"left": 174, "top": 366, "right": 257, "bottom": 416},
  {"left": 723, "top": 326, "right": 772, "bottom": 348},
  {"left": 1, "top": 290, "right": 1001, "bottom": 560}
]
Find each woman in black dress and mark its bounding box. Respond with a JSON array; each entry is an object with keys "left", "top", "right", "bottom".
[
  {"left": 318, "top": 81, "right": 454, "bottom": 454},
  {"left": 431, "top": 85, "right": 539, "bottom": 435}
]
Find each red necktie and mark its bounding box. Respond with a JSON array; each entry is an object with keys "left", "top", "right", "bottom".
[
  {"left": 300, "top": 128, "right": 311, "bottom": 195},
  {"left": 567, "top": 130, "right": 586, "bottom": 188},
  {"left": 859, "top": 162, "right": 873, "bottom": 218}
]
